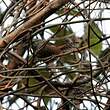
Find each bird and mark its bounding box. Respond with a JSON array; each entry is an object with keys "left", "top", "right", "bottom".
[{"left": 36, "top": 44, "right": 65, "bottom": 59}]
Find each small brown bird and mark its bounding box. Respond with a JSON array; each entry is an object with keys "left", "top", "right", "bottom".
[
  {"left": 37, "top": 44, "right": 65, "bottom": 59},
  {"left": 35, "top": 43, "right": 65, "bottom": 68}
]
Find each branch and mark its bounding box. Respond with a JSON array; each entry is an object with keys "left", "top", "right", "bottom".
[{"left": 0, "top": 0, "right": 69, "bottom": 48}]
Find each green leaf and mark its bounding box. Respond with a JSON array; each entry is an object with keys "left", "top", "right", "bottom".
[
  {"left": 49, "top": 25, "right": 73, "bottom": 45},
  {"left": 37, "top": 69, "right": 50, "bottom": 78},
  {"left": 69, "top": 8, "right": 81, "bottom": 16},
  {"left": 0, "top": 11, "right": 5, "bottom": 24},
  {"left": 50, "top": 25, "right": 73, "bottom": 37},
  {"left": 29, "top": 78, "right": 38, "bottom": 86},
  {"left": 28, "top": 78, "right": 41, "bottom": 94},
  {"left": 84, "top": 22, "right": 103, "bottom": 55},
  {"left": 43, "top": 97, "right": 50, "bottom": 106},
  {"left": 56, "top": 7, "right": 80, "bottom": 17},
  {"left": 61, "top": 53, "right": 79, "bottom": 64}
]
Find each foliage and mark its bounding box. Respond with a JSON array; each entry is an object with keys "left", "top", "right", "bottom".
[{"left": 0, "top": 0, "right": 110, "bottom": 110}]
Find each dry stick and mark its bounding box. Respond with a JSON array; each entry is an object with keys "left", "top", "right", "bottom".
[
  {"left": 0, "top": 64, "right": 108, "bottom": 79},
  {"left": 26, "top": 0, "right": 45, "bottom": 16},
  {"left": 1, "top": 0, "right": 22, "bottom": 24},
  {"left": 31, "top": 17, "right": 110, "bottom": 42},
  {"left": 8, "top": 51, "right": 27, "bottom": 64},
  {"left": 2, "top": 0, "right": 84, "bottom": 33},
  {"left": 0, "top": 0, "right": 69, "bottom": 48},
  {"left": 0, "top": 0, "right": 109, "bottom": 99},
  {"left": 35, "top": 72, "right": 79, "bottom": 109},
  {"left": 0, "top": 0, "right": 69, "bottom": 73},
  {"left": 9, "top": 92, "right": 109, "bottom": 108}
]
